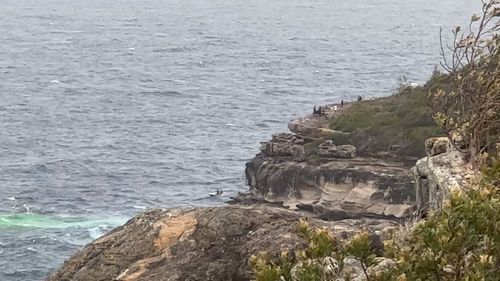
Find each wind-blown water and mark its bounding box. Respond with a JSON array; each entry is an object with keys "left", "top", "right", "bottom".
[{"left": 0, "top": 0, "right": 479, "bottom": 279}]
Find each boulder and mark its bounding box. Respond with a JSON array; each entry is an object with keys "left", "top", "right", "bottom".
[
  {"left": 341, "top": 258, "right": 365, "bottom": 280},
  {"left": 288, "top": 116, "right": 329, "bottom": 137},
  {"left": 337, "top": 257, "right": 396, "bottom": 281},
  {"left": 318, "top": 140, "right": 337, "bottom": 157},
  {"left": 259, "top": 133, "right": 306, "bottom": 159},
  {"left": 424, "top": 137, "right": 450, "bottom": 156},
  {"left": 367, "top": 258, "right": 397, "bottom": 278},
  {"left": 449, "top": 130, "right": 468, "bottom": 150},
  {"left": 335, "top": 145, "right": 357, "bottom": 158},
  {"left": 318, "top": 141, "right": 357, "bottom": 159},
  {"left": 412, "top": 142, "right": 474, "bottom": 212}
]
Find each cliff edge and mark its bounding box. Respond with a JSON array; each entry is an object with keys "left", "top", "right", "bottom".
[
  {"left": 243, "top": 102, "right": 418, "bottom": 221},
  {"left": 46, "top": 84, "right": 471, "bottom": 281}
]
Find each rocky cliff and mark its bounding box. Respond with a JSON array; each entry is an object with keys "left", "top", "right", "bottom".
[
  {"left": 47, "top": 102, "right": 467, "bottom": 281},
  {"left": 412, "top": 137, "right": 474, "bottom": 214},
  {"left": 46, "top": 206, "right": 398, "bottom": 281},
  {"left": 244, "top": 104, "right": 416, "bottom": 220}
]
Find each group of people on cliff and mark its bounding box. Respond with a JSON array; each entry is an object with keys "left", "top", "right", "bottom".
[
  {"left": 313, "top": 96, "right": 367, "bottom": 117},
  {"left": 313, "top": 99, "right": 348, "bottom": 117}
]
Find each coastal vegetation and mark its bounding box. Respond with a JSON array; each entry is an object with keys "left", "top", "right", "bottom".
[
  {"left": 251, "top": 161, "right": 500, "bottom": 281},
  {"left": 427, "top": 0, "right": 500, "bottom": 169},
  {"left": 329, "top": 76, "right": 446, "bottom": 158},
  {"left": 330, "top": 1, "right": 499, "bottom": 162},
  {"left": 43, "top": 1, "right": 498, "bottom": 280},
  {"left": 252, "top": 1, "right": 499, "bottom": 280}
]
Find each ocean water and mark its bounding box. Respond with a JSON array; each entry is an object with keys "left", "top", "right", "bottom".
[{"left": 0, "top": 0, "right": 479, "bottom": 279}]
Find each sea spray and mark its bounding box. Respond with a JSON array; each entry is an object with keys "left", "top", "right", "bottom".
[{"left": 0, "top": 213, "right": 127, "bottom": 230}]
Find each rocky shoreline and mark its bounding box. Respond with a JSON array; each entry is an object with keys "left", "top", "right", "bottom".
[
  {"left": 241, "top": 102, "right": 416, "bottom": 222},
  {"left": 46, "top": 206, "right": 400, "bottom": 281},
  {"left": 46, "top": 100, "right": 473, "bottom": 281}
]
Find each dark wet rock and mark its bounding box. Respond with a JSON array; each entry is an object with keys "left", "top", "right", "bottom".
[
  {"left": 46, "top": 206, "right": 398, "bottom": 281},
  {"left": 412, "top": 157, "right": 430, "bottom": 215}
]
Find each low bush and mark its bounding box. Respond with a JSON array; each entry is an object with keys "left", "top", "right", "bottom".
[{"left": 329, "top": 73, "right": 449, "bottom": 158}]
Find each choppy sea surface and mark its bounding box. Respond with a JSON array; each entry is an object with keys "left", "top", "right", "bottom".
[{"left": 0, "top": 0, "right": 479, "bottom": 279}]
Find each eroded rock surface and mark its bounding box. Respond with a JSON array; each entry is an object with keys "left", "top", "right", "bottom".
[
  {"left": 244, "top": 105, "right": 416, "bottom": 220},
  {"left": 246, "top": 153, "right": 415, "bottom": 219},
  {"left": 413, "top": 137, "right": 474, "bottom": 213},
  {"left": 318, "top": 141, "right": 357, "bottom": 158},
  {"left": 46, "top": 206, "right": 398, "bottom": 281},
  {"left": 259, "top": 133, "right": 306, "bottom": 159}
]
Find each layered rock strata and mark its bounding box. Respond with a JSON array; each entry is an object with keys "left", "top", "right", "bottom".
[{"left": 244, "top": 104, "right": 416, "bottom": 220}]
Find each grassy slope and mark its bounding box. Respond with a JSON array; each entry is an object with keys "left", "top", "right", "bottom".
[{"left": 329, "top": 73, "right": 452, "bottom": 158}]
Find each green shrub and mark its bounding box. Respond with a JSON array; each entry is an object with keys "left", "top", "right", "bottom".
[
  {"left": 386, "top": 164, "right": 500, "bottom": 281},
  {"left": 324, "top": 131, "right": 351, "bottom": 146},
  {"left": 297, "top": 220, "right": 340, "bottom": 259},
  {"left": 329, "top": 74, "right": 447, "bottom": 158},
  {"left": 345, "top": 232, "right": 377, "bottom": 277},
  {"left": 251, "top": 251, "right": 294, "bottom": 281},
  {"left": 251, "top": 218, "right": 376, "bottom": 281}
]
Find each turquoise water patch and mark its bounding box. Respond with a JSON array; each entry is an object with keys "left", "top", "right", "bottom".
[{"left": 0, "top": 213, "right": 128, "bottom": 229}]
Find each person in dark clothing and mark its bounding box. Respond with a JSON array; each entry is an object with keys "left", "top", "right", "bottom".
[{"left": 341, "top": 100, "right": 344, "bottom": 107}]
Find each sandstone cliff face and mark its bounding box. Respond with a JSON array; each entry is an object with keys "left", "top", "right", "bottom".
[
  {"left": 412, "top": 137, "right": 474, "bottom": 213},
  {"left": 246, "top": 154, "right": 415, "bottom": 219},
  {"left": 46, "top": 206, "right": 398, "bottom": 281}
]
